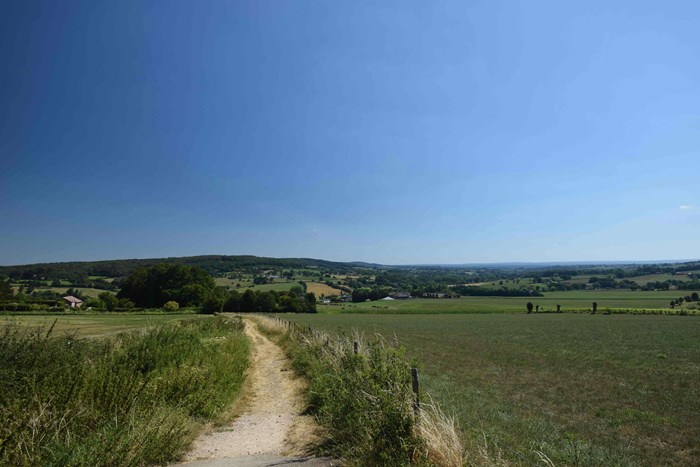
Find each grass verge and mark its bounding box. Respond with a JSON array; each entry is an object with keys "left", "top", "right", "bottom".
[
  {"left": 0, "top": 316, "right": 248, "bottom": 466},
  {"left": 255, "top": 315, "right": 464, "bottom": 466}
]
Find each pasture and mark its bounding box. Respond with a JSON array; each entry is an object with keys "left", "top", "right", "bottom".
[
  {"left": 283, "top": 313, "right": 700, "bottom": 466},
  {"left": 320, "top": 290, "right": 692, "bottom": 314}
]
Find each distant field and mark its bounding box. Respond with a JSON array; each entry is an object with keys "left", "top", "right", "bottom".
[
  {"left": 284, "top": 313, "right": 700, "bottom": 466},
  {"left": 563, "top": 275, "right": 593, "bottom": 284},
  {"left": 305, "top": 282, "right": 343, "bottom": 297},
  {"left": 0, "top": 313, "right": 202, "bottom": 337},
  {"left": 214, "top": 277, "right": 249, "bottom": 288},
  {"left": 629, "top": 273, "right": 691, "bottom": 285},
  {"left": 248, "top": 282, "right": 297, "bottom": 292},
  {"left": 320, "top": 290, "right": 694, "bottom": 314},
  {"left": 214, "top": 277, "right": 296, "bottom": 292},
  {"left": 27, "top": 287, "right": 109, "bottom": 299}
]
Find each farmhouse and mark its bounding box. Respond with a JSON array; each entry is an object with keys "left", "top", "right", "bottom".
[
  {"left": 394, "top": 291, "right": 411, "bottom": 299},
  {"left": 62, "top": 295, "right": 83, "bottom": 308}
]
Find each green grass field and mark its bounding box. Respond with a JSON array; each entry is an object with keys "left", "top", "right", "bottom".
[
  {"left": 283, "top": 313, "right": 700, "bottom": 466},
  {"left": 321, "top": 290, "right": 693, "bottom": 315}
]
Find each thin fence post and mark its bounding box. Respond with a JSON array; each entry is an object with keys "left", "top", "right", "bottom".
[
  {"left": 353, "top": 341, "right": 359, "bottom": 354},
  {"left": 411, "top": 367, "right": 420, "bottom": 415}
]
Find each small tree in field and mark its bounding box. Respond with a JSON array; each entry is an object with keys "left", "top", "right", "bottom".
[
  {"left": 592, "top": 302, "right": 598, "bottom": 314},
  {"left": 526, "top": 302, "right": 534, "bottom": 314},
  {"left": 163, "top": 300, "right": 179, "bottom": 312}
]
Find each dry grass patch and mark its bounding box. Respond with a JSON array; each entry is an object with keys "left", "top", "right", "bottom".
[{"left": 306, "top": 282, "right": 343, "bottom": 297}]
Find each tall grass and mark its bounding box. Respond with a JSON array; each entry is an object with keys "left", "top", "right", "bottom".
[
  {"left": 256, "top": 316, "right": 464, "bottom": 466},
  {"left": 0, "top": 316, "right": 248, "bottom": 466}
]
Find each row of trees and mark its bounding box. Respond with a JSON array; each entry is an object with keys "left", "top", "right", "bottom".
[
  {"left": 453, "top": 285, "right": 543, "bottom": 297},
  {"left": 209, "top": 287, "right": 317, "bottom": 314}
]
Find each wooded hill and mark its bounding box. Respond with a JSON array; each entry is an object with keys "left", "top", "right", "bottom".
[{"left": 0, "top": 255, "right": 382, "bottom": 282}]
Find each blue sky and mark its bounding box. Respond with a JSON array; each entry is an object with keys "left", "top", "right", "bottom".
[{"left": 1, "top": 0, "right": 698, "bottom": 265}]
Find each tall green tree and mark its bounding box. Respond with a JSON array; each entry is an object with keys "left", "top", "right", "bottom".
[
  {"left": 0, "top": 279, "right": 14, "bottom": 300},
  {"left": 98, "top": 292, "right": 119, "bottom": 311},
  {"left": 117, "top": 264, "right": 215, "bottom": 308}
]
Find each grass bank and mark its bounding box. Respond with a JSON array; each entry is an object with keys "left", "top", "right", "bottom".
[
  {"left": 0, "top": 316, "right": 249, "bottom": 466},
  {"left": 255, "top": 315, "right": 465, "bottom": 466}
]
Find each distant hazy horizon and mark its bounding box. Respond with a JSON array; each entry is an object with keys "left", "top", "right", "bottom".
[
  {"left": 2, "top": 1, "right": 698, "bottom": 265},
  {"left": 1, "top": 254, "right": 697, "bottom": 269}
]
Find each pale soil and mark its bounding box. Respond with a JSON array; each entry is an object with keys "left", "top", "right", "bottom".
[{"left": 179, "top": 317, "right": 322, "bottom": 464}]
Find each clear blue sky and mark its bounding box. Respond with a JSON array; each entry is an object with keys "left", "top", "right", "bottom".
[{"left": 1, "top": 0, "right": 698, "bottom": 265}]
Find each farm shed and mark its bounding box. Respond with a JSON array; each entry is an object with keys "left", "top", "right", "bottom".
[{"left": 62, "top": 295, "right": 83, "bottom": 308}]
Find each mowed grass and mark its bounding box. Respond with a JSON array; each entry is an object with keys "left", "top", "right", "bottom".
[
  {"left": 283, "top": 313, "right": 700, "bottom": 466},
  {"left": 320, "top": 290, "right": 692, "bottom": 314},
  {"left": 305, "top": 281, "right": 343, "bottom": 297},
  {"left": 0, "top": 313, "right": 202, "bottom": 338}
]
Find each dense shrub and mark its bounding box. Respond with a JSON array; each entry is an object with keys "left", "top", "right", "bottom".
[{"left": 163, "top": 300, "right": 180, "bottom": 312}]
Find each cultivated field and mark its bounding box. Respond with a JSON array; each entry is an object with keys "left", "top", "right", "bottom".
[{"left": 284, "top": 313, "right": 700, "bottom": 466}]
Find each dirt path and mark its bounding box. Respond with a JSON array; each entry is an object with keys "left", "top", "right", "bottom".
[{"left": 179, "top": 317, "right": 326, "bottom": 466}]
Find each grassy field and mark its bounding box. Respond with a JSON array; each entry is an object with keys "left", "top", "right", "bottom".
[
  {"left": 320, "top": 290, "right": 693, "bottom": 314},
  {"left": 0, "top": 313, "right": 203, "bottom": 337},
  {"left": 283, "top": 313, "right": 700, "bottom": 466}
]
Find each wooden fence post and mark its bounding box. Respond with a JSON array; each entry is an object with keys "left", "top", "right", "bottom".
[
  {"left": 353, "top": 341, "right": 359, "bottom": 354},
  {"left": 411, "top": 367, "right": 420, "bottom": 414}
]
